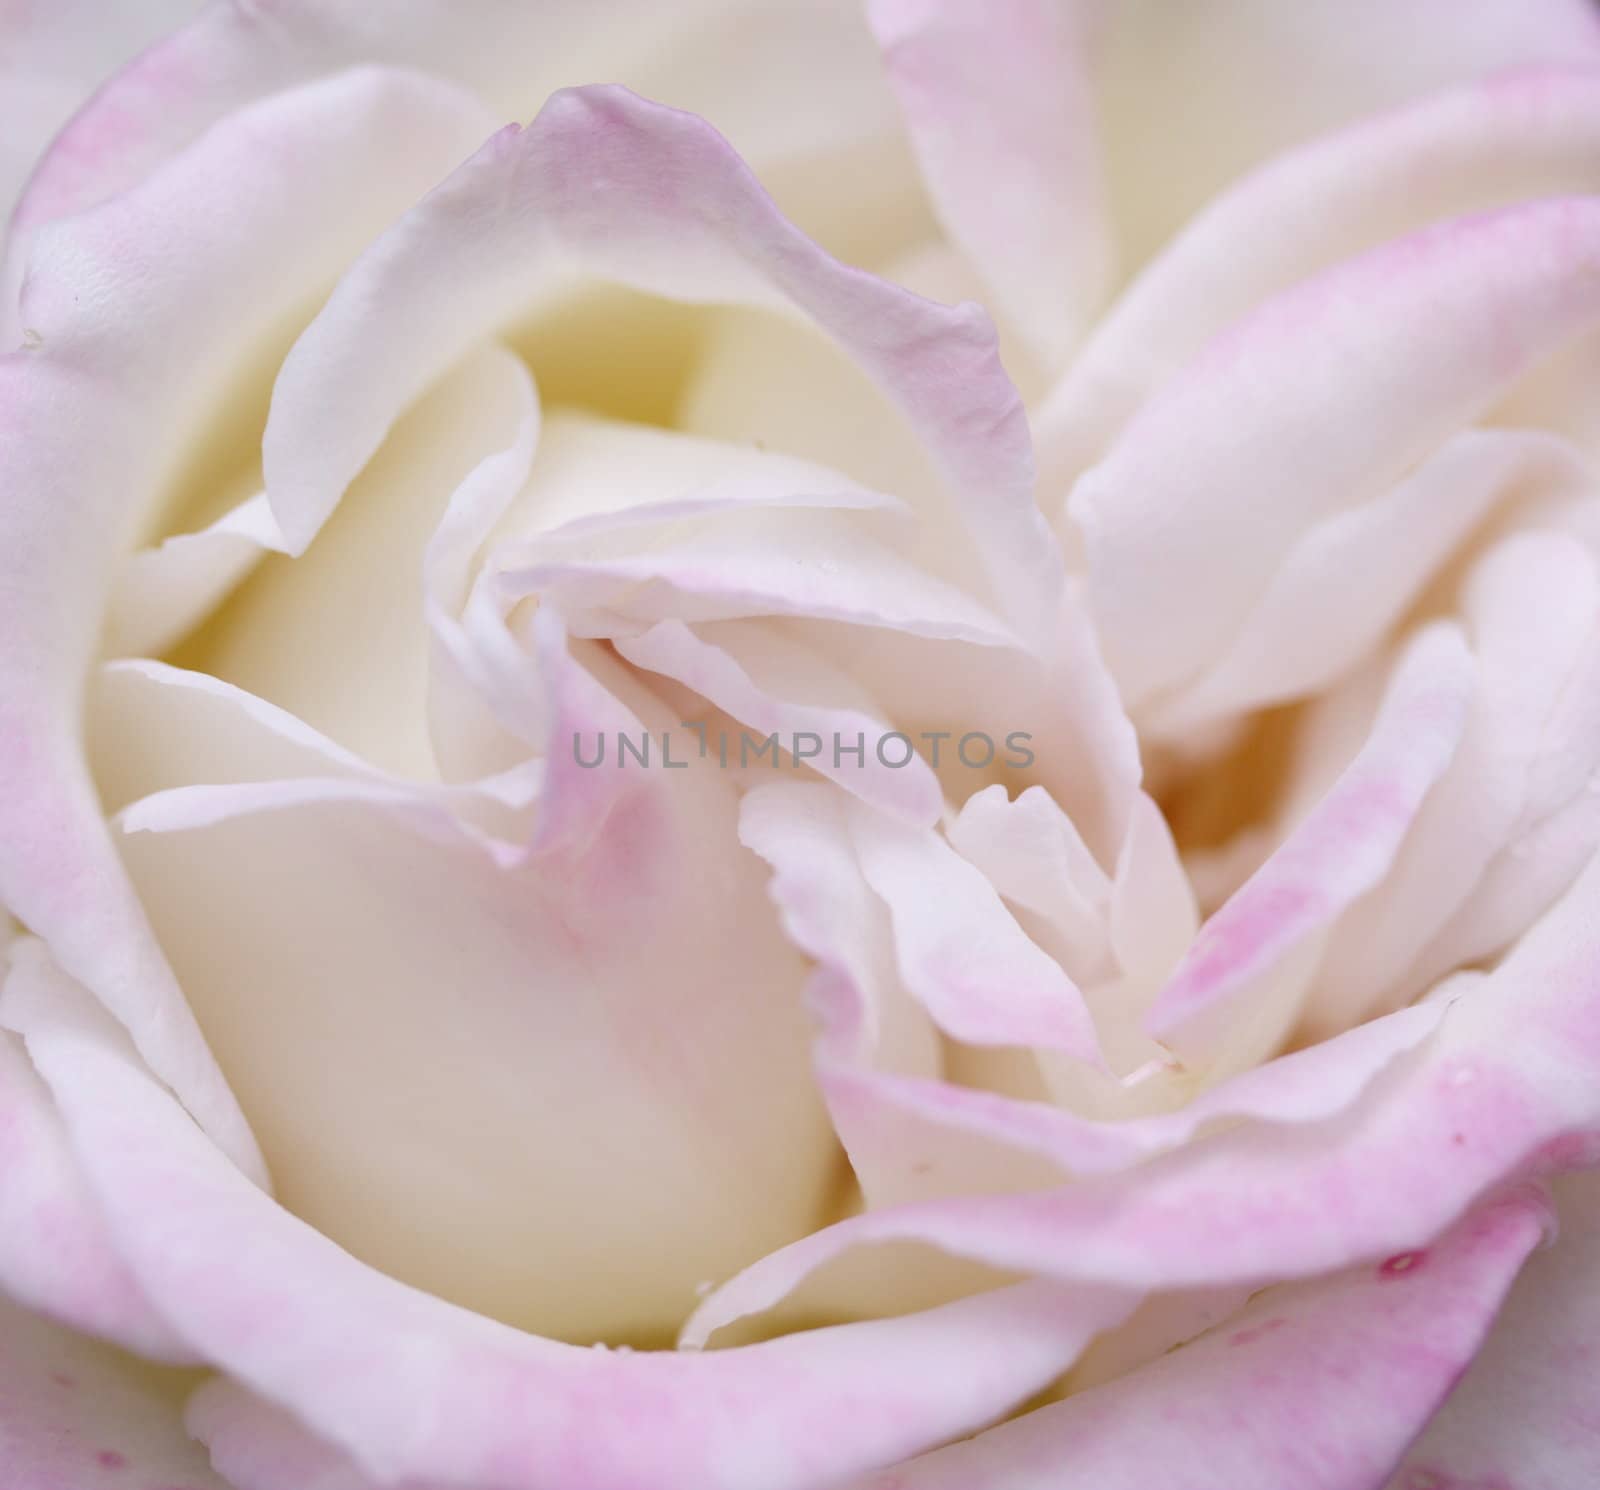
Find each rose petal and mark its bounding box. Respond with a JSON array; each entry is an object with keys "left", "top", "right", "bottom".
[
  {"left": 1307, "top": 531, "right": 1600, "bottom": 1036},
  {"left": 866, "top": 0, "right": 1109, "bottom": 376},
  {"left": 618, "top": 620, "right": 946, "bottom": 824},
  {"left": 948, "top": 785, "right": 1113, "bottom": 972},
  {"left": 263, "top": 85, "right": 1059, "bottom": 646},
  {"left": 0, "top": 1025, "right": 188, "bottom": 1361},
  {"left": 498, "top": 508, "right": 1017, "bottom": 649},
  {"left": 0, "top": 1286, "right": 226, "bottom": 1490},
  {"left": 845, "top": 800, "right": 1103, "bottom": 1065},
  {"left": 0, "top": 0, "right": 198, "bottom": 234},
  {"left": 4, "top": 0, "right": 916, "bottom": 329},
  {"left": 106, "top": 486, "right": 277, "bottom": 659},
  {"left": 2, "top": 941, "right": 1145, "bottom": 1490},
  {"left": 1072, "top": 198, "right": 1600, "bottom": 708},
  {"left": 1040, "top": 65, "right": 1600, "bottom": 485},
  {"left": 686, "top": 842, "right": 1600, "bottom": 1341},
  {"left": 92, "top": 635, "right": 835, "bottom": 1347},
  {"left": 90, "top": 661, "right": 535, "bottom": 862},
  {"left": 1145, "top": 430, "right": 1593, "bottom": 734},
  {"left": 184, "top": 342, "right": 536, "bottom": 780},
  {"left": 189, "top": 1386, "right": 438, "bottom": 1490},
  {"left": 0, "top": 66, "right": 498, "bottom": 1180},
  {"left": 725, "top": 779, "right": 1446, "bottom": 1224},
  {"left": 848, "top": 1188, "right": 1553, "bottom": 1490},
  {"left": 1146, "top": 621, "right": 1475, "bottom": 1067},
  {"left": 1092, "top": 0, "right": 1600, "bottom": 275},
  {"left": 1388, "top": 1175, "right": 1600, "bottom": 1490}
]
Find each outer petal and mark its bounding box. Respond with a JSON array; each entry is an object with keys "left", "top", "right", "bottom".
[
  {"left": 850, "top": 1188, "right": 1553, "bottom": 1490},
  {"left": 0, "top": 1286, "right": 226, "bottom": 1490},
  {"left": 0, "top": 64, "right": 495, "bottom": 1178},
  {"left": 0, "top": 0, "right": 198, "bottom": 233},
  {"left": 1072, "top": 198, "right": 1600, "bottom": 708},
  {"left": 189, "top": 1388, "right": 446, "bottom": 1490},
  {"left": 866, "top": 0, "right": 1109, "bottom": 375},
  {"left": 2, "top": 0, "right": 918, "bottom": 327},
  {"left": 1389, "top": 1175, "right": 1600, "bottom": 1489},
  {"left": 0, "top": 1027, "right": 189, "bottom": 1361},
  {"left": 0, "top": 943, "right": 1141, "bottom": 1490}
]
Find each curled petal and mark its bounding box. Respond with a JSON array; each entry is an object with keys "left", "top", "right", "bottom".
[
  {"left": 0, "top": 1025, "right": 188, "bottom": 1361},
  {"left": 848, "top": 1189, "right": 1554, "bottom": 1490},
  {"left": 4, "top": 0, "right": 910, "bottom": 329},
  {"left": 264, "top": 85, "right": 1060, "bottom": 644}
]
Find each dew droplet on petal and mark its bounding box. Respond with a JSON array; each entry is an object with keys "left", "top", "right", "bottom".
[{"left": 1380, "top": 1250, "right": 1426, "bottom": 1278}]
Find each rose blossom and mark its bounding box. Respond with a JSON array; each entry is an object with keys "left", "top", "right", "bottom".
[{"left": 4, "top": 1, "right": 1600, "bottom": 1487}]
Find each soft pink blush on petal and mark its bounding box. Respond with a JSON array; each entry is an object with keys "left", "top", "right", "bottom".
[
  {"left": 1388, "top": 1175, "right": 1600, "bottom": 1490},
  {"left": 264, "top": 85, "right": 1059, "bottom": 644},
  {"left": 866, "top": 0, "right": 1109, "bottom": 374},
  {"left": 1073, "top": 198, "right": 1600, "bottom": 708},
  {"left": 848, "top": 1188, "right": 1554, "bottom": 1490},
  {"left": 2, "top": 0, "right": 909, "bottom": 333},
  {"left": 686, "top": 844, "right": 1600, "bottom": 1339},
  {"left": 1145, "top": 621, "right": 1475, "bottom": 1068},
  {"left": 0, "top": 1284, "right": 227, "bottom": 1490},
  {"left": 732, "top": 780, "right": 1447, "bottom": 1225},
  {"left": 1040, "top": 64, "right": 1600, "bottom": 487},
  {"left": 0, "top": 0, "right": 198, "bottom": 235},
  {"left": 0, "top": 66, "right": 495, "bottom": 1177},
  {"left": 1308, "top": 530, "right": 1600, "bottom": 1036},
  {"left": 190, "top": 1385, "right": 452, "bottom": 1490},
  {"left": 0, "top": 1028, "right": 189, "bottom": 1361}
]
